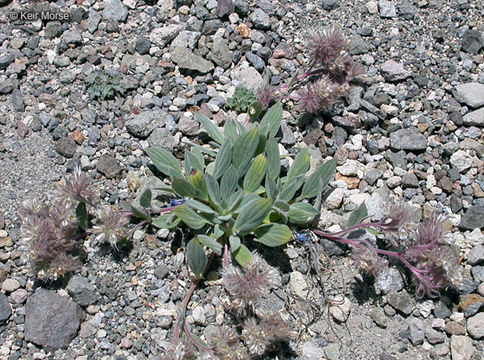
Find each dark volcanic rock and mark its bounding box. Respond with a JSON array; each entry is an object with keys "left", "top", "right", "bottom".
[
  {"left": 25, "top": 288, "right": 84, "bottom": 350},
  {"left": 0, "top": 293, "right": 11, "bottom": 324}
]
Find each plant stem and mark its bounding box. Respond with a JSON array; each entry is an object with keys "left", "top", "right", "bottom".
[{"left": 173, "top": 252, "right": 217, "bottom": 343}]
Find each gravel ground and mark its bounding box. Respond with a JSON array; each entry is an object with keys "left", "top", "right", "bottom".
[{"left": 0, "top": 0, "right": 483, "bottom": 359}]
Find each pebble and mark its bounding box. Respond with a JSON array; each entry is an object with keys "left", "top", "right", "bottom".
[
  {"left": 450, "top": 335, "right": 474, "bottom": 360},
  {"left": 329, "top": 295, "right": 351, "bottom": 323},
  {"left": 2, "top": 278, "right": 20, "bottom": 293}
]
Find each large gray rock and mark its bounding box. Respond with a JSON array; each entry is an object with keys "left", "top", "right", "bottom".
[
  {"left": 378, "top": 0, "right": 396, "bottom": 17},
  {"left": 216, "top": 0, "right": 235, "bottom": 17},
  {"left": 66, "top": 276, "right": 97, "bottom": 306},
  {"left": 171, "top": 47, "right": 214, "bottom": 73},
  {"left": 386, "top": 290, "right": 415, "bottom": 315},
  {"left": 103, "top": 0, "right": 128, "bottom": 22},
  {"left": 380, "top": 60, "right": 410, "bottom": 81},
  {"left": 147, "top": 127, "right": 175, "bottom": 151},
  {"left": 390, "top": 128, "right": 427, "bottom": 151},
  {"left": 450, "top": 335, "right": 474, "bottom": 360},
  {"left": 126, "top": 110, "right": 165, "bottom": 138},
  {"left": 0, "top": 293, "right": 11, "bottom": 324},
  {"left": 25, "top": 288, "right": 84, "bottom": 350},
  {"left": 0, "top": 52, "right": 15, "bottom": 69},
  {"left": 463, "top": 107, "right": 484, "bottom": 128},
  {"left": 453, "top": 83, "right": 484, "bottom": 108},
  {"left": 461, "top": 29, "right": 483, "bottom": 55},
  {"left": 459, "top": 205, "right": 484, "bottom": 230},
  {"left": 467, "top": 313, "right": 484, "bottom": 339},
  {"left": 249, "top": 8, "right": 270, "bottom": 29},
  {"left": 211, "top": 38, "right": 232, "bottom": 69},
  {"left": 150, "top": 25, "right": 182, "bottom": 47},
  {"left": 170, "top": 31, "right": 201, "bottom": 50},
  {"left": 230, "top": 63, "right": 263, "bottom": 90}
]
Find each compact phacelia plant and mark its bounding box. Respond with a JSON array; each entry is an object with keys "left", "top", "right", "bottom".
[
  {"left": 143, "top": 103, "right": 337, "bottom": 273},
  {"left": 225, "top": 85, "right": 257, "bottom": 113},
  {"left": 245, "top": 26, "right": 364, "bottom": 119},
  {"left": 19, "top": 167, "right": 128, "bottom": 280},
  {"left": 85, "top": 70, "right": 126, "bottom": 101}
]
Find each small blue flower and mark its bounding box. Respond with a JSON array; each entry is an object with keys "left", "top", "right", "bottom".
[
  {"left": 169, "top": 198, "right": 188, "bottom": 206},
  {"left": 292, "top": 231, "right": 312, "bottom": 243}
]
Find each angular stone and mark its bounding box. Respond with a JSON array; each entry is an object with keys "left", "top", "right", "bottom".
[
  {"left": 171, "top": 47, "right": 214, "bottom": 73},
  {"left": 0, "top": 293, "right": 11, "bottom": 324},
  {"left": 216, "top": 0, "right": 234, "bottom": 17},
  {"left": 147, "top": 128, "right": 175, "bottom": 151},
  {"left": 249, "top": 8, "right": 270, "bottom": 29},
  {"left": 126, "top": 110, "right": 165, "bottom": 138},
  {"left": 328, "top": 295, "right": 351, "bottom": 323},
  {"left": 150, "top": 25, "right": 182, "bottom": 47},
  {"left": 211, "top": 38, "right": 232, "bottom": 69},
  {"left": 467, "top": 313, "right": 484, "bottom": 339},
  {"left": 56, "top": 136, "right": 77, "bottom": 158},
  {"left": 25, "top": 288, "right": 84, "bottom": 350},
  {"left": 450, "top": 335, "right": 474, "bottom": 360},
  {"left": 463, "top": 107, "right": 484, "bottom": 128},
  {"left": 461, "top": 29, "right": 483, "bottom": 55},
  {"left": 381, "top": 60, "right": 410, "bottom": 81},
  {"left": 386, "top": 290, "right": 415, "bottom": 315},
  {"left": 375, "top": 267, "right": 404, "bottom": 295},
  {"left": 66, "top": 276, "right": 97, "bottom": 306},
  {"left": 390, "top": 128, "right": 427, "bottom": 151},
  {"left": 103, "top": 0, "right": 128, "bottom": 22},
  {"left": 379, "top": 0, "right": 396, "bottom": 17},
  {"left": 11, "top": 88, "right": 24, "bottom": 112},
  {"left": 453, "top": 83, "right": 484, "bottom": 108},
  {"left": 97, "top": 154, "right": 122, "bottom": 178},
  {"left": 230, "top": 64, "right": 263, "bottom": 90},
  {"left": 459, "top": 205, "right": 484, "bottom": 230},
  {"left": 408, "top": 318, "right": 424, "bottom": 345}
]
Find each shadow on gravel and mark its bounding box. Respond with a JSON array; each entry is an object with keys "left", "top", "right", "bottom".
[
  {"left": 351, "top": 274, "right": 378, "bottom": 305},
  {"left": 253, "top": 341, "right": 298, "bottom": 360},
  {"left": 98, "top": 241, "right": 134, "bottom": 262}
]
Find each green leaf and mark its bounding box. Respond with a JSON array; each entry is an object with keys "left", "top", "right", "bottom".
[
  {"left": 287, "top": 148, "right": 310, "bottom": 180},
  {"left": 130, "top": 205, "right": 149, "bottom": 220},
  {"left": 248, "top": 101, "right": 263, "bottom": 121},
  {"left": 232, "top": 127, "right": 260, "bottom": 176},
  {"left": 195, "top": 112, "right": 224, "bottom": 145},
  {"left": 152, "top": 213, "right": 181, "bottom": 229},
  {"left": 265, "top": 176, "right": 279, "bottom": 199},
  {"left": 234, "top": 244, "right": 252, "bottom": 266},
  {"left": 220, "top": 165, "right": 239, "bottom": 198},
  {"left": 234, "top": 198, "right": 273, "bottom": 233},
  {"left": 254, "top": 224, "right": 292, "bottom": 247},
  {"left": 205, "top": 174, "right": 220, "bottom": 208},
  {"left": 243, "top": 154, "right": 267, "bottom": 193},
  {"left": 197, "top": 235, "right": 222, "bottom": 255},
  {"left": 224, "top": 118, "right": 238, "bottom": 141},
  {"left": 145, "top": 147, "right": 182, "bottom": 179},
  {"left": 153, "top": 184, "right": 176, "bottom": 193},
  {"left": 187, "top": 238, "right": 208, "bottom": 279},
  {"left": 236, "top": 193, "right": 261, "bottom": 212},
  {"left": 278, "top": 175, "right": 305, "bottom": 202},
  {"left": 174, "top": 205, "right": 207, "bottom": 230},
  {"left": 184, "top": 150, "right": 204, "bottom": 177},
  {"left": 229, "top": 235, "right": 241, "bottom": 252},
  {"left": 213, "top": 140, "right": 233, "bottom": 179},
  {"left": 265, "top": 138, "right": 280, "bottom": 180},
  {"left": 189, "top": 170, "right": 208, "bottom": 201},
  {"left": 185, "top": 199, "right": 217, "bottom": 214},
  {"left": 274, "top": 200, "right": 289, "bottom": 211},
  {"left": 287, "top": 202, "right": 320, "bottom": 224},
  {"left": 172, "top": 177, "right": 196, "bottom": 198},
  {"left": 76, "top": 202, "right": 88, "bottom": 230},
  {"left": 347, "top": 202, "right": 368, "bottom": 227},
  {"left": 228, "top": 190, "right": 244, "bottom": 211},
  {"left": 300, "top": 159, "right": 337, "bottom": 200},
  {"left": 139, "top": 189, "right": 152, "bottom": 208},
  {"left": 259, "top": 102, "right": 282, "bottom": 138}
]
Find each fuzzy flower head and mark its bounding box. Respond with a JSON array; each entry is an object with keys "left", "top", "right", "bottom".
[
  {"left": 380, "top": 204, "right": 413, "bottom": 232},
  {"left": 54, "top": 167, "right": 96, "bottom": 208},
  {"left": 208, "top": 325, "right": 249, "bottom": 360},
  {"left": 297, "top": 75, "right": 343, "bottom": 113},
  {"left": 91, "top": 205, "right": 128, "bottom": 248},
  {"left": 307, "top": 26, "right": 347, "bottom": 69},
  {"left": 416, "top": 213, "right": 447, "bottom": 246},
  {"left": 256, "top": 83, "right": 278, "bottom": 108},
  {"left": 351, "top": 242, "right": 386, "bottom": 276},
  {"left": 222, "top": 253, "right": 279, "bottom": 312}
]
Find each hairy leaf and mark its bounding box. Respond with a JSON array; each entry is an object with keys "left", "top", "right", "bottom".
[
  {"left": 234, "top": 244, "right": 252, "bottom": 266},
  {"left": 213, "top": 140, "right": 232, "bottom": 179},
  {"left": 265, "top": 139, "right": 280, "bottom": 180},
  {"left": 254, "top": 224, "right": 292, "bottom": 247},
  {"left": 287, "top": 148, "right": 310, "bottom": 180},
  {"left": 287, "top": 202, "right": 319, "bottom": 224},
  {"left": 229, "top": 235, "right": 241, "bottom": 252},
  {"left": 234, "top": 198, "right": 273, "bottom": 233},
  {"left": 186, "top": 199, "right": 217, "bottom": 214},
  {"left": 195, "top": 112, "right": 224, "bottom": 145},
  {"left": 187, "top": 238, "right": 208, "bottom": 278},
  {"left": 232, "top": 127, "right": 260, "bottom": 175},
  {"left": 172, "top": 177, "right": 196, "bottom": 198},
  {"left": 139, "top": 189, "right": 152, "bottom": 209},
  {"left": 259, "top": 102, "right": 283, "bottom": 138},
  {"left": 145, "top": 147, "right": 182, "bottom": 179},
  {"left": 205, "top": 174, "right": 221, "bottom": 208},
  {"left": 347, "top": 202, "right": 368, "bottom": 227},
  {"left": 152, "top": 213, "right": 181, "bottom": 229},
  {"left": 243, "top": 154, "right": 267, "bottom": 193},
  {"left": 189, "top": 170, "right": 208, "bottom": 201},
  {"left": 220, "top": 165, "right": 239, "bottom": 198},
  {"left": 278, "top": 175, "right": 305, "bottom": 202},
  {"left": 198, "top": 235, "right": 222, "bottom": 255},
  {"left": 300, "top": 158, "right": 337, "bottom": 200},
  {"left": 174, "top": 205, "right": 207, "bottom": 229}
]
